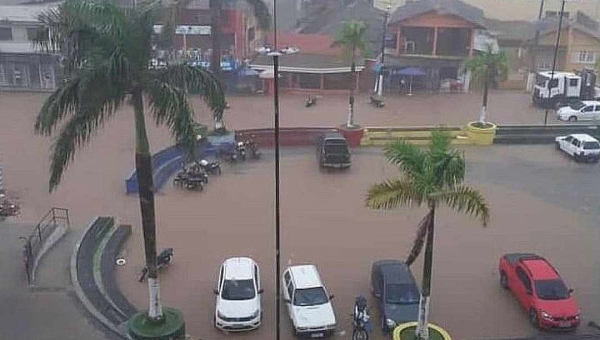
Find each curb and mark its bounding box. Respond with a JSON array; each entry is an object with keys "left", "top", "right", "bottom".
[{"left": 70, "top": 216, "right": 128, "bottom": 339}]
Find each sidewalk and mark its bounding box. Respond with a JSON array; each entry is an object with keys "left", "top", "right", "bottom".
[{"left": 0, "top": 221, "right": 113, "bottom": 340}]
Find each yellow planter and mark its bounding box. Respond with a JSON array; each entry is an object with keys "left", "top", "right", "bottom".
[
  {"left": 392, "top": 322, "right": 452, "bottom": 340},
  {"left": 465, "top": 122, "right": 497, "bottom": 146}
]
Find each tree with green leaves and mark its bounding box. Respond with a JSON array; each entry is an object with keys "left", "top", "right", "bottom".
[
  {"left": 366, "top": 130, "right": 489, "bottom": 340},
  {"left": 209, "top": 0, "right": 271, "bottom": 82},
  {"left": 35, "top": 0, "right": 225, "bottom": 324},
  {"left": 333, "top": 20, "right": 367, "bottom": 128},
  {"left": 463, "top": 45, "right": 509, "bottom": 126}
]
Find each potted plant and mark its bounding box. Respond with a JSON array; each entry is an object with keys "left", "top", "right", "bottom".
[
  {"left": 393, "top": 322, "right": 452, "bottom": 340},
  {"left": 463, "top": 45, "right": 508, "bottom": 145}
]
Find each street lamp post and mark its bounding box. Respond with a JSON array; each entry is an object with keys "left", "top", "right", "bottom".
[
  {"left": 377, "top": 3, "right": 392, "bottom": 97},
  {"left": 544, "top": 0, "right": 566, "bottom": 125}
]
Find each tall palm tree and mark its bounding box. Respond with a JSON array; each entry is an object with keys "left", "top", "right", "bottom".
[
  {"left": 35, "top": 0, "right": 225, "bottom": 323},
  {"left": 463, "top": 45, "right": 509, "bottom": 126},
  {"left": 366, "top": 130, "right": 489, "bottom": 340},
  {"left": 333, "top": 20, "right": 367, "bottom": 128},
  {"left": 209, "top": 0, "right": 271, "bottom": 83}
]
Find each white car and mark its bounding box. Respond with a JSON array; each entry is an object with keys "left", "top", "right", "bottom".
[
  {"left": 282, "top": 265, "right": 336, "bottom": 338},
  {"left": 555, "top": 133, "right": 600, "bottom": 162},
  {"left": 214, "top": 257, "right": 263, "bottom": 331},
  {"left": 556, "top": 101, "right": 600, "bottom": 122}
]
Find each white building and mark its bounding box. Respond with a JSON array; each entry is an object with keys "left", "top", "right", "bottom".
[{"left": 0, "top": 3, "right": 61, "bottom": 90}]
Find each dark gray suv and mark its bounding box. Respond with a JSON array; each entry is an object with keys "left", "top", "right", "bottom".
[
  {"left": 371, "top": 260, "right": 420, "bottom": 333},
  {"left": 316, "top": 133, "right": 351, "bottom": 169}
]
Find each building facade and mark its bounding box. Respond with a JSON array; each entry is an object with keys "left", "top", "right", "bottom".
[
  {"left": 382, "top": 0, "right": 485, "bottom": 93},
  {"left": 0, "top": 4, "right": 61, "bottom": 91}
]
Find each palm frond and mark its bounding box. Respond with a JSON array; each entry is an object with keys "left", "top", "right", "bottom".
[
  {"left": 384, "top": 140, "right": 427, "bottom": 179},
  {"left": 35, "top": 78, "right": 81, "bottom": 136},
  {"left": 405, "top": 209, "right": 433, "bottom": 266},
  {"left": 153, "top": 64, "right": 226, "bottom": 121},
  {"left": 366, "top": 179, "right": 423, "bottom": 210},
  {"left": 46, "top": 94, "right": 120, "bottom": 192},
  {"left": 145, "top": 79, "right": 197, "bottom": 154},
  {"left": 245, "top": 0, "right": 271, "bottom": 30},
  {"left": 435, "top": 186, "right": 490, "bottom": 226}
]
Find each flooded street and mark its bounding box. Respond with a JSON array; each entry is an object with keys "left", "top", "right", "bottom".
[{"left": 0, "top": 92, "right": 599, "bottom": 340}]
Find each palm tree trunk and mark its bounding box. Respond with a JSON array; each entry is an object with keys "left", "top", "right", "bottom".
[
  {"left": 479, "top": 69, "right": 489, "bottom": 124},
  {"left": 416, "top": 204, "right": 435, "bottom": 340},
  {"left": 210, "top": 0, "right": 223, "bottom": 84},
  {"left": 133, "top": 90, "right": 164, "bottom": 322},
  {"left": 347, "top": 46, "right": 356, "bottom": 128}
]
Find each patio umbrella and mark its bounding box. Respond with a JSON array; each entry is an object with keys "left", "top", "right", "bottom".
[{"left": 398, "top": 67, "right": 426, "bottom": 96}]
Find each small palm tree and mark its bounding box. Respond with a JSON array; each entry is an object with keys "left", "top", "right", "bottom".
[
  {"left": 366, "top": 130, "right": 489, "bottom": 340},
  {"left": 333, "top": 20, "right": 368, "bottom": 128},
  {"left": 35, "top": 0, "right": 225, "bottom": 323},
  {"left": 463, "top": 45, "right": 509, "bottom": 126}
]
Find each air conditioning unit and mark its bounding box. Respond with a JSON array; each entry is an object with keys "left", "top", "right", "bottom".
[{"left": 404, "top": 41, "right": 415, "bottom": 53}]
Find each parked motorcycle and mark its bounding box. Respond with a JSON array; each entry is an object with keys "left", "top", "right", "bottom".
[
  {"left": 236, "top": 141, "right": 247, "bottom": 160},
  {"left": 306, "top": 95, "right": 317, "bottom": 107},
  {"left": 352, "top": 295, "right": 371, "bottom": 340},
  {"left": 197, "top": 159, "right": 221, "bottom": 175},
  {"left": 139, "top": 248, "right": 174, "bottom": 282},
  {"left": 245, "top": 139, "right": 261, "bottom": 160},
  {"left": 218, "top": 147, "right": 238, "bottom": 163},
  {"left": 0, "top": 196, "right": 20, "bottom": 217}
]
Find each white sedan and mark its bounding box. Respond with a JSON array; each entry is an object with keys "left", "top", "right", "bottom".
[
  {"left": 214, "top": 257, "right": 263, "bottom": 331},
  {"left": 555, "top": 133, "right": 600, "bottom": 162}
]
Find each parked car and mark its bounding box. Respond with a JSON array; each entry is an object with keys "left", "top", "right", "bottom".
[
  {"left": 214, "top": 257, "right": 263, "bottom": 331},
  {"left": 282, "top": 265, "right": 337, "bottom": 337},
  {"left": 498, "top": 253, "right": 581, "bottom": 330},
  {"left": 371, "top": 260, "right": 420, "bottom": 333},
  {"left": 555, "top": 133, "right": 600, "bottom": 162},
  {"left": 316, "top": 133, "right": 351, "bottom": 169},
  {"left": 556, "top": 100, "right": 600, "bottom": 122}
]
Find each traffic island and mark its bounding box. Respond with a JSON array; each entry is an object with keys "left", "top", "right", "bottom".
[
  {"left": 393, "top": 322, "right": 452, "bottom": 340},
  {"left": 465, "top": 121, "right": 497, "bottom": 145},
  {"left": 128, "top": 308, "right": 185, "bottom": 340},
  {"left": 338, "top": 125, "right": 365, "bottom": 147}
]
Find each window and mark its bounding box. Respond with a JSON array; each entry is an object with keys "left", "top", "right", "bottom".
[
  {"left": 284, "top": 271, "right": 291, "bottom": 286},
  {"left": 571, "top": 139, "right": 580, "bottom": 147},
  {"left": 565, "top": 136, "right": 573, "bottom": 142},
  {"left": 583, "top": 141, "right": 600, "bottom": 150},
  {"left": 575, "top": 50, "right": 596, "bottom": 64},
  {"left": 548, "top": 79, "right": 559, "bottom": 89},
  {"left": 569, "top": 78, "right": 579, "bottom": 87},
  {"left": 247, "top": 27, "right": 255, "bottom": 42},
  {"left": 583, "top": 106, "right": 594, "bottom": 112},
  {"left": 26, "top": 27, "right": 41, "bottom": 41},
  {"left": 293, "top": 287, "right": 329, "bottom": 306},
  {"left": 385, "top": 284, "right": 420, "bottom": 304},
  {"left": 0, "top": 27, "right": 13, "bottom": 41},
  {"left": 221, "top": 279, "right": 256, "bottom": 300},
  {"left": 534, "top": 279, "right": 569, "bottom": 300},
  {"left": 254, "top": 265, "right": 259, "bottom": 288},
  {"left": 515, "top": 267, "right": 531, "bottom": 291},
  {"left": 287, "top": 281, "right": 294, "bottom": 299}
]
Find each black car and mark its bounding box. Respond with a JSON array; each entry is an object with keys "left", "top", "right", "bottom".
[
  {"left": 316, "top": 133, "right": 351, "bottom": 169},
  {"left": 371, "top": 260, "right": 420, "bottom": 333}
]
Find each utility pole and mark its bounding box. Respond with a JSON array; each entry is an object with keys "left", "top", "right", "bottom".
[
  {"left": 376, "top": 3, "right": 391, "bottom": 97},
  {"left": 528, "top": 0, "right": 545, "bottom": 92},
  {"left": 544, "top": 0, "right": 566, "bottom": 126}
]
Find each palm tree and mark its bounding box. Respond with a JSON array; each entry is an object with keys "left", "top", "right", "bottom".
[
  {"left": 35, "top": 0, "right": 225, "bottom": 323},
  {"left": 209, "top": 0, "right": 271, "bottom": 83},
  {"left": 463, "top": 45, "right": 509, "bottom": 126},
  {"left": 333, "top": 20, "right": 367, "bottom": 128},
  {"left": 366, "top": 130, "right": 489, "bottom": 340}
]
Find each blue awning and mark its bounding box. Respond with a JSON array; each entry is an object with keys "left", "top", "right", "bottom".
[{"left": 397, "top": 67, "right": 426, "bottom": 76}]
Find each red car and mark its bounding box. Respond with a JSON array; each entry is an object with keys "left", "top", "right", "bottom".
[{"left": 498, "top": 253, "right": 581, "bottom": 330}]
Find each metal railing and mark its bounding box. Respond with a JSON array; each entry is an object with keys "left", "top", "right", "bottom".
[{"left": 20, "top": 207, "right": 70, "bottom": 285}]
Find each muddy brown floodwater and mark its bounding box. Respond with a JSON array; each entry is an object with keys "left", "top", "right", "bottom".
[{"left": 112, "top": 148, "right": 600, "bottom": 340}]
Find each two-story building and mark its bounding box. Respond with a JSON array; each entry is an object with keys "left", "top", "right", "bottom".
[
  {"left": 524, "top": 11, "right": 600, "bottom": 74},
  {"left": 382, "top": 0, "right": 486, "bottom": 93},
  {"left": 0, "top": 3, "right": 61, "bottom": 91}
]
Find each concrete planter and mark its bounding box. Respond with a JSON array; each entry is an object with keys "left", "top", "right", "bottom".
[
  {"left": 392, "top": 322, "right": 452, "bottom": 340},
  {"left": 338, "top": 125, "right": 365, "bottom": 148},
  {"left": 465, "top": 122, "right": 497, "bottom": 145}
]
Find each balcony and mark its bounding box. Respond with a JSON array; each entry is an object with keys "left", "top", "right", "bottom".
[{"left": 388, "top": 26, "right": 473, "bottom": 58}]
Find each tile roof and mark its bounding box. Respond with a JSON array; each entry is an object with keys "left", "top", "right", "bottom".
[
  {"left": 389, "top": 0, "right": 485, "bottom": 28},
  {"left": 533, "top": 16, "right": 600, "bottom": 41},
  {"left": 484, "top": 18, "right": 536, "bottom": 42}
]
